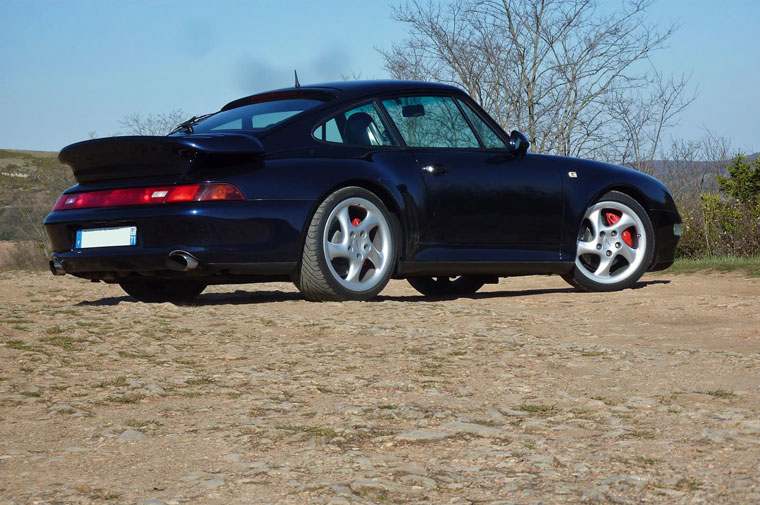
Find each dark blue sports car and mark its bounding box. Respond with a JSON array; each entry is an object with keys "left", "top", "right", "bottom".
[{"left": 44, "top": 80, "right": 681, "bottom": 302}]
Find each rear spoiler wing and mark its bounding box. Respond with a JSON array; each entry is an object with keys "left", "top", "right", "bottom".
[{"left": 58, "top": 134, "right": 264, "bottom": 184}]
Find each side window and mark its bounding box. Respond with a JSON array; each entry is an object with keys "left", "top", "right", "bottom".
[
  {"left": 314, "top": 118, "right": 342, "bottom": 142},
  {"left": 313, "top": 102, "right": 396, "bottom": 146},
  {"left": 381, "top": 96, "right": 480, "bottom": 148},
  {"left": 457, "top": 99, "right": 508, "bottom": 149}
]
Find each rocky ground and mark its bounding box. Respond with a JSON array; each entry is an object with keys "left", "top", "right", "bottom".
[{"left": 1, "top": 271, "right": 758, "bottom": 504}]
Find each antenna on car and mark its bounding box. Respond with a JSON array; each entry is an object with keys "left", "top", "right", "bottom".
[{"left": 294, "top": 70, "right": 301, "bottom": 88}]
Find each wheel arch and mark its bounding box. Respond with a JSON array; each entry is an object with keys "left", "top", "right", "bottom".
[
  {"left": 297, "top": 178, "right": 409, "bottom": 273},
  {"left": 599, "top": 184, "right": 653, "bottom": 211}
]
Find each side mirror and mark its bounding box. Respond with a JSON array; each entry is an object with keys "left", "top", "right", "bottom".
[{"left": 509, "top": 130, "right": 530, "bottom": 156}]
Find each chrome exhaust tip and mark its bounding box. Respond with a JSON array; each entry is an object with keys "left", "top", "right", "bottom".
[
  {"left": 50, "top": 257, "right": 66, "bottom": 276},
  {"left": 166, "top": 251, "right": 199, "bottom": 272}
]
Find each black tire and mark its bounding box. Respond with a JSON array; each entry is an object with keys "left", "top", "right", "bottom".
[
  {"left": 297, "top": 186, "right": 398, "bottom": 301},
  {"left": 119, "top": 279, "right": 207, "bottom": 303},
  {"left": 562, "top": 191, "right": 654, "bottom": 292},
  {"left": 407, "top": 276, "right": 487, "bottom": 297}
]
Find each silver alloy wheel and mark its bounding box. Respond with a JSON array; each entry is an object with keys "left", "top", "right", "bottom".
[
  {"left": 322, "top": 197, "right": 392, "bottom": 292},
  {"left": 575, "top": 200, "right": 647, "bottom": 285}
]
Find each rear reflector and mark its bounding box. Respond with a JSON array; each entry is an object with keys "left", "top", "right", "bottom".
[{"left": 54, "top": 183, "right": 244, "bottom": 211}]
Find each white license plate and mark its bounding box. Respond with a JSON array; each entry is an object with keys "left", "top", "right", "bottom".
[{"left": 75, "top": 226, "right": 137, "bottom": 249}]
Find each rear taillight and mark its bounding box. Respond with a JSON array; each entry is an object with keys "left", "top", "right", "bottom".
[{"left": 53, "top": 183, "right": 244, "bottom": 211}]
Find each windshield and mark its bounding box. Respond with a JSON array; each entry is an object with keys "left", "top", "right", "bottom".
[{"left": 173, "top": 98, "right": 327, "bottom": 135}]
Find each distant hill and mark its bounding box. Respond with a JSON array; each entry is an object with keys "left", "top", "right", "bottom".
[{"left": 645, "top": 152, "right": 759, "bottom": 181}]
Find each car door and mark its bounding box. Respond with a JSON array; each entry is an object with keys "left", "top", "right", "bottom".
[{"left": 380, "top": 95, "right": 563, "bottom": 251}]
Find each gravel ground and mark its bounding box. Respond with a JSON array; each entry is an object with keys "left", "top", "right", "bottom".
[{"left": 0, "top": 271, "right": 758, "bottom": 504}]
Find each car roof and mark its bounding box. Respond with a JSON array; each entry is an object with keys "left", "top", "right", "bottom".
[
  {"left": 222, "top": 80, "right": 464, "bottom": 110},
  {"left": 302, "top": 80, "right": 462, "bottom": 95}
]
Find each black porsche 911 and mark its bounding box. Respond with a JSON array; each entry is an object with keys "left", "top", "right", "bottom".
[{"left": 44, "top": 80, "right": 681, "bottom": 302}]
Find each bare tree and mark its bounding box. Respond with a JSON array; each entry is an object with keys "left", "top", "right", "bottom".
[
  {"left": 118, "top": 109, "right": 186, "bottom": 136},
  {"left": 381, "top": 0, "right": 694, "bottom": 163},
  {"left": 608, "top": 70, "right": 695, "bottom": 172},
  {"left": 657, "top": 132, "right": 733, "bottom": 203}
]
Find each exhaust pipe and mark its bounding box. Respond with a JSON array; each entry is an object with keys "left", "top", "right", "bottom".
[
  {"left": 166, "top": 251, "right": 199, "bottom": 272},
  {"left": 50, "top": 256, "right": 66, "bottom": 276}
]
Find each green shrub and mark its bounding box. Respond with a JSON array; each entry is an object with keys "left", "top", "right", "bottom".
[
  {"left": 718, "top": 154, "right": 760, "bottom": 206},
  {"left": 675, "top": 154, "right": 760, "bottom": 259}
]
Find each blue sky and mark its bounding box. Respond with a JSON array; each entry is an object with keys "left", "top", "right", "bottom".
[{"left": 1, "top": 0, "right": 758, "bottom": 153}]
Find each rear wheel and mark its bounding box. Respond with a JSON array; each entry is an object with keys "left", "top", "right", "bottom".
[
  {"left": 297, "top": 187, "right": 398, "bottom": 301},
  {"left": 119, "top": 279, "right": 207, "bottom": 303},
  {"left": 563, "top": 191, "right": 654, "bottom": 292},
  {"left": 407, "top": 276, "right": 486, "bottom": 297}
]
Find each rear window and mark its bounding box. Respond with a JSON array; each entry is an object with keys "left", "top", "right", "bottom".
[{"left": 187, "top": 98, "right": 326, "bottom": 134}]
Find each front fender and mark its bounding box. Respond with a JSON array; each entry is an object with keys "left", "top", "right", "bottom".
[{"left": 531, "top": 154, "right": 680, "bottom": 262}]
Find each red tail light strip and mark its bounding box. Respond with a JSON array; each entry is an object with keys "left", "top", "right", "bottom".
[{"left": 54, "top": 183, "right": 244, "bottom": 211}]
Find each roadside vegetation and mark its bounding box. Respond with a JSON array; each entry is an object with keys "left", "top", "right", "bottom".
[
  {"left": 667, "top": 256, "right": 760, "bottom": 277},
  {"left": 674, "top": 153, "right": 760, "bottom": 259},
  {"left": 0, "top": 149, "right": 74, "bottom": 271}
]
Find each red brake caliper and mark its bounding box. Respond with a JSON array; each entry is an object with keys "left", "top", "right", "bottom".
[
  {"left": 605, "top": 211, "right": 633, "bottom": 247},
  {"left": 352, "top": 218, "right": 361, "bottom": 227}
]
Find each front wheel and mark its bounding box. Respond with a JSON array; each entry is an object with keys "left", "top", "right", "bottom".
[
  {"left": 563, "top": 191, "right": 654, "bottom": 292},
  {"left": 297, "top": 187, "right": 398, "bottom": 301},
  {"left": 407, "top": 276, "right": 487, "bottom": 297},
  {"left": 119, "top": 279, "right": 207, "bottom": 303}
]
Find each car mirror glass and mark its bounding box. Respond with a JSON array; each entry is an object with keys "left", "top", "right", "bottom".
[{"left": 402, "top": 104, "right": 425, "bottom": 118}]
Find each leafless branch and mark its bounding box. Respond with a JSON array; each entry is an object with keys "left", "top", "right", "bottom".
[
  {"left": 118, "top": 109, "right": 186, "bottom": 136},
  {"left": 380, "top": 0, "right": 693, "bottom": 163}
]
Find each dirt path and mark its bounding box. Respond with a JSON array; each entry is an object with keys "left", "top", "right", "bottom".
[{"left": 1, "top": 271, "right": 758, "bottom": 504}]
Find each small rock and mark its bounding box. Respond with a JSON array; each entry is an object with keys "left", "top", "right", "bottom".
[
  {"left": 528, "top": 454, "right": 555, "bottom": 465},
  {"left": 581, "top": 485, "right": 609, "bottom": 502},
  {"left": 399, "top": 474, "right": 437, "bottom": 489},
  {"left": 439, "top": 421, "right": 504, "bottom": 438},
  {"left": 522, "top": 420, "right": 549, "bottom": 431},
  {"left": 117, "top": 429, "right": 146, "bottom": 442},
  {"left": 349, "top": 478, "right": 404, "bottom": 494},
  {"left": 201, "top": 477, "right": 225, "bottom": 489},
  {"left": 326, "top": 498, "right": 350, "bottom": 505},
  {"left": 179, "top": 471, "right": 211, "bottom": 482},
  {"left": 497, "top": 406, "right": 529, "bottom": 417},
  {"left": 602, "top": 475, "right": 646, "bottom": 487},
  {"left": 486, "top": 408, "right": 507, "bottom": 424},
  {"left": 678, "top": 393, "right": 714, "bottom": 402},
  {"left": 625, "top": 397, "right": 658, "bottom": 409},
  {"left": 394, "top": 429, "right": 451, "bottom": 442},
  {"left": 389, "top": 465, "right": 428, "bottom": 476}
]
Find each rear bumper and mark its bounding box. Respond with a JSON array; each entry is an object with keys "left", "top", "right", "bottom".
[
  {"left": 43, "top": 199, "right": 313, "bottom": 277},
  {"left": 649, "top": 209, "right": 681, "bottom": 271}
]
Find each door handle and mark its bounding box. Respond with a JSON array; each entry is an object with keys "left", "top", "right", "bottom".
[{"left": 422, "top": 164, "right": 449, "bottom": 175}]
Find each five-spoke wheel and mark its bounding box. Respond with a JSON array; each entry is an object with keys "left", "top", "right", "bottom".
[
  {"left": 298, "top": 187, "right": 397, "bottom": 301},
  {"left": 563, "top": 191, "right": 654, "bottom": 291}
]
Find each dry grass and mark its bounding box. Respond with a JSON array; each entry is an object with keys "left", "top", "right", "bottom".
[{"left": 0, "top": 241, "right": 49, "bottom": 271}]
